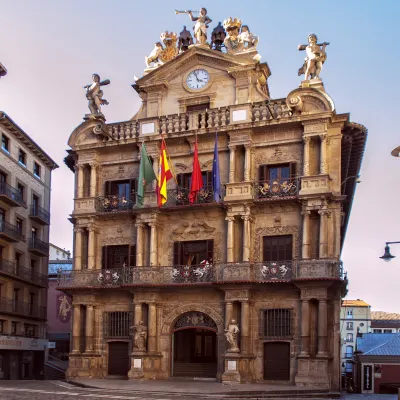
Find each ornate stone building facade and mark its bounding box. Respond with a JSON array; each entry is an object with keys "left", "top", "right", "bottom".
[{"left": 59, "top": 32, "right": 366, "bottom": 390}]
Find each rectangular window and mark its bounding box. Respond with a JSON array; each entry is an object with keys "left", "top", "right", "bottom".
[
  {"left": 16, "top": 218, "right": 23, "bottom": 235},
  {"left": 0, "top": 172, "right": 6, "bottom": 185},
  {"left": 263, "top": 235, "right": 292, "bottom": 262},
  {"left": 18, "top": 149, "right": 26, "bottom": 166},
  {"left": 11, "top": 321, "right": 17, "bottom": 335},
  {"left": 17, "top": 183, "right": 24, "bottom": 200},
  {"left": 102, "top": 245, "right": 135, "bottom": 269},
  {"left": 347, "top": 309, "right": 353, "bottom": 318},
  {"left": 175, "top": 172, "right": 213, "bottom": 204},
  {"left": 373, "top": 329, "right": 382, "bottom": 333},
  {"left": 264, "top": 309, "right": 292, "bottom": 338},
  {"left": 383, "top": 329, "right": 393, "bottom": 333},
  {"left": 30, "top": 259, "right": 36, "bottom": 280},
  {"left": 103, "top": 179, "right": 137, "bottom": 209},
  {"left": 33, "top": 162, "right": 41, "bottom": 178},
  {"left": 25, "top": 323, "right": 36, "bottom": 337},
  {"left": 103, "top": 312, "right": 132, "bottom": 338},
  {"left": 31, "top": 226, "right": 38, "bottom": 240},
  {"left": 346, "top": 322, "right": 353, "bottom": 330},
  {"left": 1, "top": 135, "right": 9, "bottom": 153},
  {"left": 13, "top": 288, "right": 19, "bottom": 311},
  {"left": 346, "top": 333, "right": 353, "bottom": 342},
  {"left": 0, "top": 320, "right": 4, "bottom": 333},
  {"left": 173, "top": 240, "right": 214, "bottom": 266},
  {"left": 29, "top": 293, "right": 35, "bottom": 315}
]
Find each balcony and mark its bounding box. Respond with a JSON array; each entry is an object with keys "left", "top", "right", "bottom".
[
  {"left": 28, "top": 237, "right": 49, "bottom": 257},
  {"left": 0, "top": 220, "right": 25, "bottom": 242},
  {"left": 29, "top": 205, "right": 50, "bottom": 225},
  {"left": 96, "top": 194, "right": 135, "bottom": 213},
  {"left": 0, "top": 182, "right": 27, "bottom": 207},
  {"left": 164, "top": 186, "right": 223, "bottom": 208},
  {"left": 0, "top": 258, "right": 47, "bottom": 287},
  {"left": 253, "top": 178, "right": 299, "bottom": 201},
  {"left": 0, "top": 297, "right": 46, "bottom": 319}
]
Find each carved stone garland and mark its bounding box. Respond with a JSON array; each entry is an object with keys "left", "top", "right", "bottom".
[
  {"left": 254, "top": 225, "right": 301, "bottom": 262},
  {"left": 254, "top": 145, "right": 302, "bottom": 173}
]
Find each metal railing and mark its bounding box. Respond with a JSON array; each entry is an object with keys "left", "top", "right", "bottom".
[
  {"left": 29, "top": 237, "right": 49, "bottom": 255},
  {"left": 0, "top": 220, "right": 25, "bottom": 241},
  {"left": 29, "top": 204, "right": 50, "bottom": 224},
  {"left": 0, "top": 297, "right": 46, "bottom": 318},
  {"left": 96, "top": 194, "right": 135, "bottom": 212},
  {"left": 253, "top": 178, "right": 299, "bottom": 200},
  {"left": 0, "top": 182, "right": 26, "bottom": 207},
  {"left": 0, "top": 258, "right": 47, "bottom": 286},
  {"left": 164, "top": 186, "right": 223, "bottom": 207}
]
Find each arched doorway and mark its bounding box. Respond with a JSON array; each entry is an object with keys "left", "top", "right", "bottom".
[
  {"left": 108, "top": 341, "right": 130, "bottom": 377},
  {"left": 172, "top": 311, "right": 218, "bottom": 378}
]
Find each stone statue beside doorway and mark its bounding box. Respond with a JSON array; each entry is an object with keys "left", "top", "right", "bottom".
[
  {"left": 225, "top": 319, "right": 240, "bottom": 352},
  {"left": 130, "top": 320, "right": 148, "bottom": 351}
]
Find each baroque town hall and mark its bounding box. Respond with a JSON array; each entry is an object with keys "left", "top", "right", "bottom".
[{"left": 58, "top": 13, "right": 366, "bottom": 390}]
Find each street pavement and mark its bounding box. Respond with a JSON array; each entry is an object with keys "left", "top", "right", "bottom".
[{"left": 0, "top": 381, "right": 397, "bottom": 400}]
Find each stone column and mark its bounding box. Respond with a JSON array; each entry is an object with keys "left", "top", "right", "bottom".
[
  {"left": 226, "top": 216, "right": 235, "bottom": 263},
  {"left": 319, "top": 134, "right": 328, "bottom": 174},
  {"left": 244, "top": 144, "right": 252, "bottom": 182},
  {"left": 148, "top": 303, "right": 157, "bottom": 353},
  {"left": 317, "top": 300, "right": 328, "bottom": 356},
  {"left": 87, "top": 226, "right": 96, "bottom": 270},
  {"left": 134, "top": 303, "right": 143, "bottom": 325},
  {"left": 241, "top": 301, "right": 250, "bottom": 354},
  {"left": 89, "top": 162, "right": 98, "bottom": 197},
  {"left": 72, "top": 304, "right": 81, "bottom": 353},
  {"left": 229, "top": 145, "right": 236, "bottom": 183},
  {"left": 303, "top": 136, "right": 311, "bottom": 176},
  {"left": 225, "top": 301, "right": 233, "bottom": 329},
  {"left": 242, "top": 215, "right": 252, "bottom": 262},
  {"left": 149, "top": 222, "right": 158, "bottom": 266},
  {"left": 319, "top": 208, "right": 329, "bottom": 258},
  {"left": 85, "top": 305, "right": 94, "bottom": 353},
  {"left": 300, "top": 299, "right": 310, "bottom": 357},
  {"left": 77, "top": 165, "right": 84, "bottom": 198},
  {"left": 74, "top": 228, "right": 83, "bottom": 270},
  {"left": 135, "top": 223, "right": 144, "bottom": 267},
  {"left": 301, "top": 207, "right": 311, "bottom": 259}
]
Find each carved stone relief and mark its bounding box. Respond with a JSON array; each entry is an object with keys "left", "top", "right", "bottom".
[
  {"left": 101, "top": 164, "right": 139, "bottom": 183},
  {"left": 254, "top": 145, "right": 302, "bottom": 173},
  {"left": 254, "top": 225, "right": 301, "bottom": 262}
]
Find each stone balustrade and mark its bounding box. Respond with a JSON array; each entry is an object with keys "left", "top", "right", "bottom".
[{"left": 57, "top": 260, "right": 343, "bottom": 289}]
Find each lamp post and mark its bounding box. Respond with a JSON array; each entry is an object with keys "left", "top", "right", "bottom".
[
  {"left": 380, "top": 242, "right": 400, "bottom": 262},
  {"left": 391, "top": 146, "right": 400, "bottom": 158},
  {"left": 0, "top": 62, "right": 7, "bottom": 78},
  {"left": 341, "top": 175, "right": 361, "bottom": 186}
]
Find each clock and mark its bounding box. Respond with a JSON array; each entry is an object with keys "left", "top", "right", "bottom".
[{"left": 186, "top": 69, "right": 210, "bottom": 90}]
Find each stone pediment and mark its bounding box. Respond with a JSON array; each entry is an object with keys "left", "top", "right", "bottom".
[{"left": 135, "top": 46, "right": 265, "bottom": 91}]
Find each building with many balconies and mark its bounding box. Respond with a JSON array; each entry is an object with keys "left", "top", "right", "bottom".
[
  {"left": 0, "top": 111, "right": 58, "bottom": 379},
  {"left": 58, "top": 23, "right": 366, "bottom": 390}
]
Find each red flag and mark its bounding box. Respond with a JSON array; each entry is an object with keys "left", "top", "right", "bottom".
[
  {"left": 189, "top": 138, "right": 203, "bottom": 204},
  {"left": 157, "top": 139, "right": 173, "bottom": 207}
]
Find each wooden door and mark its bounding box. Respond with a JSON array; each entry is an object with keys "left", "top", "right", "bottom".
[
  {"left": 264, "top": 342, "right": 290, "bottom": 380},
  {"left": 108, "top": 342, "right": 129, "bottom": 376}
]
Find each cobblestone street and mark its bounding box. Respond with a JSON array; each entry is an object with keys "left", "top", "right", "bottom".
[{"left": 0, "top": 382, "right": 398, "bottom": 400}]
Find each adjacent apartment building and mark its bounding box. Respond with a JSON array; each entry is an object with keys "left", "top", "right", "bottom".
[
  {"left": 57, "top": 22, "right": 366, "bottom": 390},
  {"left": 0, "top": 112, "right": 58, "bottom": 379},
  {"left": 371, "top": 312, "right": 400, "bottom": 334},
  {"left": 340, "top": 299, "right": 371, "bottom": 378}
]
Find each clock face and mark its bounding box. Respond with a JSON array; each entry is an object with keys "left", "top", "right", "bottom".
[{"left": 186, "top": 69, "right": 210, "bottom": 90}]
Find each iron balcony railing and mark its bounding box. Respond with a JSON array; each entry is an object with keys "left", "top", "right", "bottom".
[
  {"left": 57, "top": 259, "right": 343, "bottom": 289},
  {"left": 29, "top": 237, "right": 49, "bottom": 255},
  {"left": 164, "top": 186, "right": 225, "bottom": 207},
  {"left": 0, "top": 297, "right": 46, "bottom": 318},
  {"left": 0, "top": 258, "right": 47, "bottom": 286},
  {"left": 96, "top": 194, "right": 136, "bottom": 213},
  {"left": 0, "top": 181, "right": 26, "bottom": 207},
  {"left": 253, "top": 178, "right": 299, "bottom": 200},
  {"left": 29, "top": 204, "right": 50, "bottom": 224},
  {"left": 0, "top": 220, "right": 25, "bottom": 241}
]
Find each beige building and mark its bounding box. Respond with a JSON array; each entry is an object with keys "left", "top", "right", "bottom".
[
  {"left": 58, "top": 37, "right": 366, "bottom": 390},
  {"left": 371, "top": 311, "right": 400, "bottom": 334},
  {"left": 0, "top": 112, "right": 58, "bottom": 379},
  {"left": 340, "top": 299, "right": 371, "bottom": 376},
  {"left": 49, "top": 243, "right": 71, "bottom": 261}
]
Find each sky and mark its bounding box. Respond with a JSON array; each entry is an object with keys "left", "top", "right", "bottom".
[{"left": 0, "top": 0, "right": 399, "bottom": 312}]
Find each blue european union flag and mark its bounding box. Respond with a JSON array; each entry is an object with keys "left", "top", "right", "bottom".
[{"left": 212, "top": 132, "right": 221, "bottom": 202}]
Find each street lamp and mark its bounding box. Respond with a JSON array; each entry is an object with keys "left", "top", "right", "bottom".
[
  {"left": 380, "top": 242, "right": 400, "bottom": 262},
  {"left": 391, "top": 146, "right": 400, "bottom": 158},
  {"left": 341, "top": 175, "right": 361, "bottom": 186}
]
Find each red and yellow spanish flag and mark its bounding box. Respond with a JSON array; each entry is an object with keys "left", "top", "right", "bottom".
[{"left": 157, "top": 139, "right": 173, "bottom": 206}]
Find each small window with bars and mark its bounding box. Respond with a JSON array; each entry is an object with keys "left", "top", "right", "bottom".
[
  {"left": 263, "top": 309, "right": 292, "bottom": 338},
  {"left": 103, "top": 311, "right": 132, "bottom": 338}
]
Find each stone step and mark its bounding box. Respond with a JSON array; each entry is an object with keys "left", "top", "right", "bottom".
[{"left": 173, "top": 362, "right": 217, "bottom": 377}]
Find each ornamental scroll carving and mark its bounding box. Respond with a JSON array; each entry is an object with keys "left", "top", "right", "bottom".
[
  {"left": 101, "top": 164, "right": 139, "bottom": 182},
  {"left": 254, "top": 145, "right": 302, "bottom": 172},
  {"left": 174, "top": 312, "right": 217, "bottom": 331},
  {"left": 254, "top": 225, "right": 301, "bottom": 262}
]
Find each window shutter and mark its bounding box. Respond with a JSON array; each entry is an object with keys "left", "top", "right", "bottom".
[
  {"left": 206, "top": 240, "right": 214, "bottom": 263},
  {"left": 173, "top": 242, "right": 181, "bottom": 265},
  {"left": 259, "top": 165, "right": 267, "bottom": 183},
  {"left": 289, "top": 163, "right": 296, "bottom": 179},
  {"left": 129, "top": 245, "right": 136, "bottom": 267},
  {"left": 105, "top": 181, "right": 111, "bottom": 196},
  {"left": 206, "top": 171, "right": 212, "bottom": 188},
  {"left": 177, "top": 174, "right": 184, "bottom": 188},
  {"left": 102, "top": 246, "right": 108, "bottom": 269},
  {"left": 129, "top": 179, "right": 137, "bottom": 202}
]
